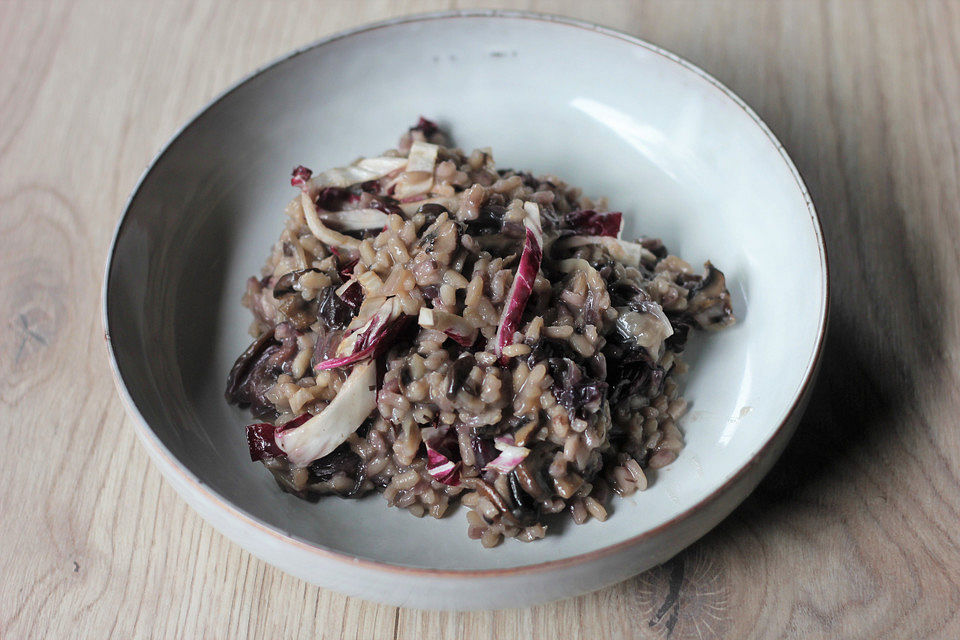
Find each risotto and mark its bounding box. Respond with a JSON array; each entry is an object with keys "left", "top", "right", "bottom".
[{"left": 225, "top": 119, "right": 734, "bottom": 547}]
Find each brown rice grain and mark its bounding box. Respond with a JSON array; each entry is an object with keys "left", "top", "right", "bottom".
[
  {"left": 544, "top": 324, "right": 574, "bottom": 339},
  {"left": 667, "top": 398, "right": 688, "bottom": 420},
  {"left": 500, "top": 343, "right": 531, "bottom": 358},
  {"left": 584, "top": 497, "right": 608, "bottom": 521},
  {"left": 481, "top": 530, "right": 502, "bottom": 548}
]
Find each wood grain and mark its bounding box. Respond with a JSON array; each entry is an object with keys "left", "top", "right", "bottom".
[{"left": 2, "top": 1, "right": 959, "bottom": 638}]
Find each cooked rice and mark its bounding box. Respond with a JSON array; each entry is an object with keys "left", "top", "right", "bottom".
[{"left": 225, "top": 119, "right": 734, "bottom": 546}]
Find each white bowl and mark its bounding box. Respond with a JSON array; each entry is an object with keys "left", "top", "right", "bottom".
[{"left": 103, "top": 11, "right": 827, "bottom": 610}]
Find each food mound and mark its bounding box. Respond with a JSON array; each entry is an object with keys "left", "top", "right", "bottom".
[{"left": 226, "top": 119, "right": 734, "bottom": 547}]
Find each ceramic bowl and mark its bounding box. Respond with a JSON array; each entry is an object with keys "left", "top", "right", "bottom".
[{"left": 103, "top": 11, "right": 827, "bottom": 609}]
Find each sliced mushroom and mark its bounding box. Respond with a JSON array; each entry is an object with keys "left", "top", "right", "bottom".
[
  {"left": 686, "top": 262, "right": 735, "bottom": 330},
  {"left": 273, "top": 268, "right": 321, "bottom": 298},
  {"left": 472, "top": 479, "right": 520, "bottom": 527},
  {"left": 507, "top": 471, "right": 541, "bottom": 526},
  {"left": 225, "top": 329, "right": 276, "bottom": 401}
]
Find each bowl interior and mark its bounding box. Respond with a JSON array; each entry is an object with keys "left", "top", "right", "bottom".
[{"left": 106, "top": 14, "right": 824, "bottom": 571}]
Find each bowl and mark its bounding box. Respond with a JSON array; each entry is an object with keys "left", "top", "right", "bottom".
[{"left": 103, "top": 10, "right": 827, "bottom": 610}]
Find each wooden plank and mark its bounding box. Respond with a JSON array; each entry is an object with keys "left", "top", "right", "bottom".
[{"left": 1, "top": 1, "right": 958, "bottom": 638}]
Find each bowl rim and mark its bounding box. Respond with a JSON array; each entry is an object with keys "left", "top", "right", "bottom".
[{"left": 102, "top": 9, "right": 829, "bottom": 579}]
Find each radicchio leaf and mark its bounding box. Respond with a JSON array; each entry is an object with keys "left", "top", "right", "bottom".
[
  {"left": 291, "top": 165, "right": 312, "bottom": 189},
  {"left": 495, "top": 202, "right": 543, "bottom": 361},
  {"left": 483, "top": 436, "right": 530, "bottom": 474},
  {"left": 426, "top": 449, "right": 461, "bottom": 486},
  {"left": 470, "top": 433, "right": 498, "bottom": 468},
  {"left": 338, "top": 280, "right": 363, "bottom": 312},
  {"left": 410, "top": 116, "right": 440, "bottom": 137},
  {"left": 329, "top": 246, "right": 360, "bottom": 282},
  {"left": 245, "top": 413, "right": 311, "bottom": 462},
  {"left": 422, "top": 425, "right": 462, "bottom": 486},
  {"left": 276, "top": 362, "right": 377, "bottom": 466},
  {"left": 564, "top": 210, "right": 623, "bottom": 238},
  {"left": 315, "top": 300, "right": 410, "bottom": 370},
  {"left": 315, "top": 186, "right": 358, "bottom": 210},
  {"left": 418, "top": 307, "right": 478, "bottom": 348}
]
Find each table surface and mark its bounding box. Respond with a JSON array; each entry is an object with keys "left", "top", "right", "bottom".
[{"left": 3, "top": 1, "right": 960, "bottom": 638}]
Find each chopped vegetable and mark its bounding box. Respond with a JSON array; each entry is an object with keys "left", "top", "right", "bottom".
[
  {"left": 418, "top": 307, "right": 478, "bottom": 348},
  {"left": 337, "top": 297, "right": 398, "bottom": 354},
  {"left": 409, "top": 116, "right": 440, "bottom": 137},
  {"left": 564, "top": 210, "right": 623, "bottom": 237},
  {"left": 314, "top": 186, "right": 358, "bottom": 210},
  {"left": 605, "top": 346, "right": 665, "bottom": 406},
  {"left": 338, "top": 280, "right": 363, "bottom": 312},
  {"left": 557, "top": 235, "right": 656, "bottom": 268},
  {"left": 615, "top": 300, "right": 674, "bottom": 357},
  {"left": 686, "top": 262, "right": 735, "bottom": 330},
  {"left": 422, "top": 425, "right": 462, "bottom": 486},
  {"left": 483, "top": 436, "right": 530, "bottom": 474},
  {"left": 301, "top": 191, "right": 361, "bottom": 252},
  {"left": 394, "top": 141, "right": 438, "bottom": 200},
  {"left": 328, "top": 247, "right": 359, "bottom": 281},
  {"left": 470, "top": 433, "right": 498, "bottom": 468},
  {"left": 277, "top": 361, "right": 376, "bottom": 466},
  {"left": 445, "top": 354, "right": 476, "bottom": 398},
  {"left": 272, "top": 268, "right": 321, "bottom": 298},
  {"left": 426, "top": 450, "right": 460, "bottom": 485},
  {"left": 245, "top": 413, "right": 311, "bottom": 462},
  {"left": 317, "top": 286, "right": 357, "bottom": 330},
  {"left": 308, "top": 445, "right": 362, "bottom": 490},
  {"left": 316, "top": 298, "right": 406, "bottom": 370},
  {"left": 546, "top": 357, "right": 607, "bottom": 417},
  {"left": 406, "top": 141, "right": 439, "bottom": 173},
  {"left": 319, "top": 208, "right": 390, "bottom": 231},
  {"left": 366, "top": 196, "right": 404, "bottom": 217},
  {"left": 225, "top": 325, "right": 298, "bottom": 419},
  {"left": 398, "top": 196, "right": 459, "bottom": 216},
  {"left": 290, "top": 165, "right": 312, "bottom": 189},
  {"left": 304, "top": 156, "right": 408, "bottom": 192},
  {"left": 495, "top": 202, "right": 543, "bottom": 360}
]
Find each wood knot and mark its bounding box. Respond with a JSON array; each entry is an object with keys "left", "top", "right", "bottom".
[{"left": 634, "top": 548, "right": 730, "bottom": 639}]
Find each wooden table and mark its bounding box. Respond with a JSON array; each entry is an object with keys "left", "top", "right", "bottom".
[{"left": 3, "top": 1, "right": 959, "bottom": 637}]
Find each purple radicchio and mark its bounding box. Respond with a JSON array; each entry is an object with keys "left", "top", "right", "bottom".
[
  {"left": 483, "top": 435, "right": 530, "bottom": 474},
  {"left": 245, "top": 413, "right": 311, "bottom": 462},
  {"left": 422, "top": 425, "right": 462, "bottom": 486},
  {"left": 564, "top": 210, "right": 623, "bottom": 238},
  {"left": 495, "top": 202, "right": 543, "bottom": 361}
]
